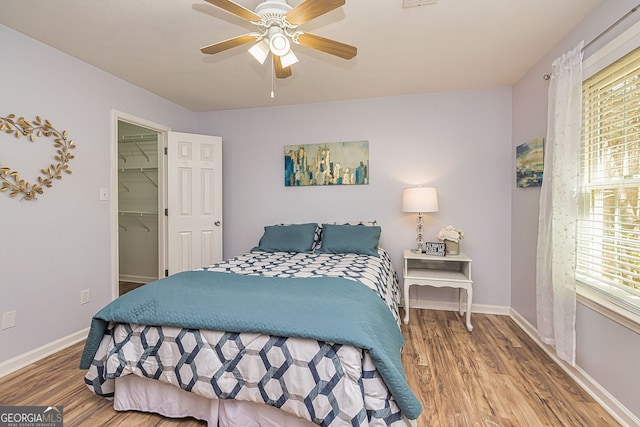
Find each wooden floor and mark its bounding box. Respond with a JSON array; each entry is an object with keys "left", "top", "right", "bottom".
[
  {"left": 0, "top": 309, "right": 619, "bottom": 426},
  {"left": 401, "top": 309, "right": 619, "bottom": 426},
  {"left": 119, "top": 281, "right": 145, "bottom": 296}
]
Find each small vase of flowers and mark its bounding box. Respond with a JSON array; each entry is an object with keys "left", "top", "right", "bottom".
[{"left": 437, "top": 225, "right": 464, "bottom": 255}]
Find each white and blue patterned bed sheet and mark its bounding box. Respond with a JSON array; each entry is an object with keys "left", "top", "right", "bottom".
[
  {"left": 84, "top": 249, "right": 412, "bottom": 426},
  {"left": 200, "top": 248, "right": 400, "bottom": 325}
]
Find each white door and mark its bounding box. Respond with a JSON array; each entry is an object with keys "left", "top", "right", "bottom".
[{"left": 167, "top": 132, "right": 223, "bottom": 274}]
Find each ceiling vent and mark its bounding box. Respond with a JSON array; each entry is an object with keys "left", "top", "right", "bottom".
[{"left": 403, "top": 0, "right": 437, "bottom": 7}]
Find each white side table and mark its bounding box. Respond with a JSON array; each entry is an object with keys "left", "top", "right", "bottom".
[{"left": 402, "top": 249, "right": 474, "bottom": 331}]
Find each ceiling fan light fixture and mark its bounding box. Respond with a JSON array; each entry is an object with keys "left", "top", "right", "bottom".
[
  {"left": 248, "top": 39, "right": 270, "bottom": 64},
  {"left": 279, "top": 49, "right": 299, "bottom": 68},
  {"left": 269, "top": 33, "right": 290, "bottom": 56},
  {"left": 200, "top": 0, "right": 357, "bottom": 81}
]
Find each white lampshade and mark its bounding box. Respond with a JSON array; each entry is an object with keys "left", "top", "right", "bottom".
[
  {"left": 279, "top": 49, "right": 299, "bottom": 68},
  {"left": 248, "top": 40, "right": 270, "bottom": 65},
  {"left": 402, "top": 187, "right": 439, "bottom": 213}
]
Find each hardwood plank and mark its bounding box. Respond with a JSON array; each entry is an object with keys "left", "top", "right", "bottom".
[
  {"left": 400, "top": 309, "right": 620, "bottom": 427},
  {"left": 0, "top": 310, "right": 620, "bottom": 426},
  {"left": 0, "top": 342, "right": 205, "bottom": 427}
]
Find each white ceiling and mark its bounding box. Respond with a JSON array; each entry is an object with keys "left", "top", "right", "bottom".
[{"left": 0, "top": 0, "right": 602, "bottom": 112}]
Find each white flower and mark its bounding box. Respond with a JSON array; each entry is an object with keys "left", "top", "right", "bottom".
[{"left": 437, "top": 225, "right": 464, "bottom": 243}]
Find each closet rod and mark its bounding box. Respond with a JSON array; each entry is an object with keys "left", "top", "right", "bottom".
[
  {"left": 119, "top": 167, "right": 158, "bottom": 172},
  {"left": 119, "top": 210, "right": 157, "bottom": 216},
  {"left": 543, "top": 3, "right": 640, "bottom": 80},
  {"left": 119, "top": 134, "right": 158, "bottom": 142}
]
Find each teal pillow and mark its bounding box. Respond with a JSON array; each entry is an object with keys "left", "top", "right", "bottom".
[
  {"left": 316, "top": 224, "right": 381, "bottom": 257},
  {"left": 251, "top": 223, "right": 318, "bottom": 253}
]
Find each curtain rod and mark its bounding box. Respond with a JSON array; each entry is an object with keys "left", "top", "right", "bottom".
[
  {"left": 543, "top": 3, "right": 640, "bottom": 80},
  {"left": 584, "top": 3, "right": 640, "bottom": 51}
]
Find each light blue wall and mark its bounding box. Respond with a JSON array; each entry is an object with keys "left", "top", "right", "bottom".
[
  {"left": 0, "top": 25, "right": 197, "bottom": 362},
  {"left": 511, "top": 0, "right": 640, "bottom": 419},
  {"left": 196, "top": 89, "right": 512, "bottom": 310}
]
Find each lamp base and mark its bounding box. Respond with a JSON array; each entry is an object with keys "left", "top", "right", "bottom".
[{"left": 414, "top": 212, "right": 424, "bottom": 254}]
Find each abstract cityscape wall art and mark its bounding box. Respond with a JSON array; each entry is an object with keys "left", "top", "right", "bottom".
[
  {"left": 516, "top": 137, "right": 544, "bottom": 188},
  {"left": 284, "top": 140, "right": 369, "bottom": 186}
]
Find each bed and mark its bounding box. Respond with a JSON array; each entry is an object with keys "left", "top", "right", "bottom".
[{"left": 80, "top": 223, "right": 422, "bottom": 426}]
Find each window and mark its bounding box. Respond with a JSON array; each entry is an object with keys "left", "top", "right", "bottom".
[{"left": 577, "top": 46, "right": 640, "bottom": 316}]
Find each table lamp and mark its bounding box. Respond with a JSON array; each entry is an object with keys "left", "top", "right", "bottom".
[{"left": 402, "top": 187, "right": 439, "bottom": 253}]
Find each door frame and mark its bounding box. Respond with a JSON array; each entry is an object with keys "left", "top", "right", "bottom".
[{"left": 110, "top": 110, "right": 170, "bottom": 300}]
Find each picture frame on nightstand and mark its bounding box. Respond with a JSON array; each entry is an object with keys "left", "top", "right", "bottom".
[{"left": 424, "top": 242, "right": 446, "bottom": 256}]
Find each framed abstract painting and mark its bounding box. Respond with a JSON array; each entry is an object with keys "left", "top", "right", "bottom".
[
  {"left": 284, "top": 140, "right": 369, "bottom": 186},
  {"left": 516, "top": 137, "right": 544, "bottom": 188}
]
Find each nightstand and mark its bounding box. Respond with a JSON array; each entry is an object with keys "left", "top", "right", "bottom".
[{"left": 402, "top": 249, "right": 473, "bottom": 331}]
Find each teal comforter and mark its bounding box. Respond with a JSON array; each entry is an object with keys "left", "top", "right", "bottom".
[{"left": 79, "top": 270, "right": 421, "bottom": 419}]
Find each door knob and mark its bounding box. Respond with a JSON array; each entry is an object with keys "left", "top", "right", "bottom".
[{"left": 214, "top": 220, "right": 221, "bottom": 226}]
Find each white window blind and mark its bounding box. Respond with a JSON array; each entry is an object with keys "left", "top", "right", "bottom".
[{"left": 578, "top": 46, "right": 640, "bottom": 314}]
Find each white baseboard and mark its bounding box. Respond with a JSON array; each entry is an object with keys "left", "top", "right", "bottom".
[
  {"left": 119, "top": 274, "right": 155, "bottom": 284},
  {"left": 407, "top": 299, "right": 510, "bottom": 315},
  {"left": 509, "top": 309, "right": 640, "bottom": 427},
  {"left": 0, "top": 328, "right": 89, "bottom": 378}
]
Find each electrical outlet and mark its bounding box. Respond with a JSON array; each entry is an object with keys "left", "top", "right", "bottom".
[
  {"left": 80, "top": 289, "right": 90, "bottom": 305},
  {"left": 2, "top": 311, "right": 16, "bottom": 329}
]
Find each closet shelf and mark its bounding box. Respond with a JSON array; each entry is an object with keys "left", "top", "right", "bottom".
[
  {"left": 119, "top": 210, "right": 158, "bottom": 216},
  {"left": 118, "top": 168, "right": 158, "bottom": 188},
  {"left": 119, "top": 211, "right": 157, "bottom": 232},
  {"left": 119, "top": 134, "right": 157, "bottom": 143},
  {"left": 119, "top": 167, "right": 158, "bottom": 172},
  {"left": 118, "top": 140, "right": 153, "bottom": 162}
]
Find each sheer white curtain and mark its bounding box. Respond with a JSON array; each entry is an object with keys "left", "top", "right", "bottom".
[{"left": 536, "top": 42, "right": 583, "bottom": 366}]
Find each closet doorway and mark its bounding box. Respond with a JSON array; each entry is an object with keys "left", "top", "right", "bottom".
[
  {"left": 111, "top": 111, "right": 224, "bottom": 299},
  {"left": 117, "top": 120, "right": 165, "bottom": 295}
]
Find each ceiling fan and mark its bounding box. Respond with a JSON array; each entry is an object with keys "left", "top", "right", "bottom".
[{"left": 200, "top": 0, "right": 357, "bottom": 79}]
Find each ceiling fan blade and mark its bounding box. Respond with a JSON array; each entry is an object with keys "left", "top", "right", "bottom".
[
  {"left": 203, "top": 0, "right": 261, "bottom": 22},
  {"left": 200, "top": 34, "right": 257, "bottom": 55},
  {"left": 274, "top": 56, "right": 292, "bottom": 79},
  {"left": 285, "top": 0, "right": 345, "bottom": 25},
  {"left": 296, "top": 32, "right": 357, "bottom": 60}
]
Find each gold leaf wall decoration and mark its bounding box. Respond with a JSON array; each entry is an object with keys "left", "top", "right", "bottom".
[{"left": 0, "top": 115, "right": 76, "bottom": 200}]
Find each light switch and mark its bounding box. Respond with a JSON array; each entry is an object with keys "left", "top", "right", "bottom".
[{"left": 99, "top": 188, "right": 109, "bottom": 201}]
